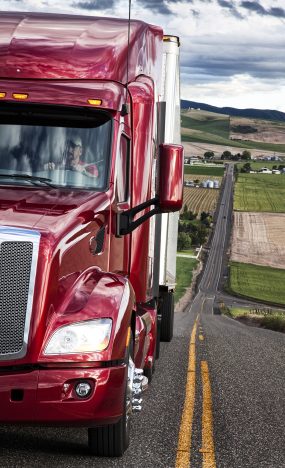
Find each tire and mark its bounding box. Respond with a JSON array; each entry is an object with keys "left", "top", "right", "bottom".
[
  {"left": 160, "top": 290, "right": 174, "bottom": 342},
  {"left": 88, "top": 339, "right": 133, "bottom": 457},
  {"left": 155, "top": 314, "right": 161, "bottom": 359}
]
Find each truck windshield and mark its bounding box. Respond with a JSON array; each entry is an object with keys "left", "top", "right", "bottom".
[{"left": 0, "top": 107, "right": 112, "bottom": 190}]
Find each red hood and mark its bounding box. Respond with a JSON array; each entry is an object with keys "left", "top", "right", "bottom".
[{"left": 0, "top": 186, "right": 110, "bottom": 238}]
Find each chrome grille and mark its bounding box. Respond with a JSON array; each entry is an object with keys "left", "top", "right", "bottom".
[{"left": 0, "top": 241, "right": 33, "bottom": 355}]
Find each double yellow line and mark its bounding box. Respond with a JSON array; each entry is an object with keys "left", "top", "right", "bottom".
[{"left": 176, "top": 314, "right": 216, "bottom": 468}]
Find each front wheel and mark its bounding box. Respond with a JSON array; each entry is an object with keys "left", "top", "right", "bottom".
[{"left": 88, "top": 340, "right": 134, "bottom": 457}]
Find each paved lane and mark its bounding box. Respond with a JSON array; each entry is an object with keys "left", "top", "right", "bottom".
[
  {"left": 1, "top": 164, "right": 284, "bottom": 467},
  {"left": 175, "top": 163, "right": 285, "bottom": 467}
]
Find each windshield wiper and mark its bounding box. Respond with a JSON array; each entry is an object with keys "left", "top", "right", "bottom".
[{"left": 0, "top": 173, "right": 56, "bottom": 187}]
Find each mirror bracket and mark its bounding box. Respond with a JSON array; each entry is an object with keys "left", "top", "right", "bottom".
[{"left": 116, "top": 197, "right": 160, "bottom": 237}]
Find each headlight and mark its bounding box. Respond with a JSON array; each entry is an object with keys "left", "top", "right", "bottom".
[{"left": 44, "top": 319, "right": 112, "bottom": 355}]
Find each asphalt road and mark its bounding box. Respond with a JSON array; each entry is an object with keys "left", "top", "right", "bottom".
[{"left": 1, "top": 164, "right": 284, "bottom": 467}]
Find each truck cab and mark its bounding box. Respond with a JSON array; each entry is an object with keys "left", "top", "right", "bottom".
[{"left": 0, "top": 12, "right": 183, "bottom": 456}]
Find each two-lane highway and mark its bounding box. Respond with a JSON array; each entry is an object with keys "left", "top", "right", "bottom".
[
  {"left": 175, "top": 163, "right": 285, "bottom": 467},
  {"left": 1, "top": 164, "right": 284, "bottom": 467}
]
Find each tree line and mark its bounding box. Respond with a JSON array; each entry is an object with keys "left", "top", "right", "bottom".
[{"left": 178, "top": 206, "right": 212, "bottom": 250}]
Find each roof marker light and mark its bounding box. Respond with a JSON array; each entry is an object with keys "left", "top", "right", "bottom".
[
  {"left": 0, "top": 92, "right": 6, "bottom": 98},
  {"left": 12, "top": 93, "right": 29, "bottom": 100},
  {"left": 88, "top": 99, "right": 102, "bottom": 106}
]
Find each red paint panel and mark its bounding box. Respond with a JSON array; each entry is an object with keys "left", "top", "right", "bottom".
[
  {"left": 0, "top": 79, "right": 124, "bottom": 110},
  {"left": 0, "top": 366, "right": 125, "bottom": 425},
  {"left": 128, "top": 78, "right": 155, "bottom": 303},
  {"left": 0, "top": 13, "right": 162, "bottom": 84}
]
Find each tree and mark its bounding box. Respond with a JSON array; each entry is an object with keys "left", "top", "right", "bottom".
[
  {"left": 180, "top": 204, "right": 189, "bottom": 220},
  {"left": 177, "top": 232, "right": 192, "bottom": 251},
  {"left": 204, "top": 151, "right": 214, "bottom": 159},
  {"left": 241, "top": 150, "right": 251, "bottom": 160},
  {"left": 221, "top": 150, "right": 232, "bottom": 160},
  {"left": 241, "top": 162, "right": 251, "bottom": 173},
  {"left": 200, "top": 211, "right": 209, "bottom": 221},
  {"left": 188, "top": 210, "right": 197, "bottom": 220}
]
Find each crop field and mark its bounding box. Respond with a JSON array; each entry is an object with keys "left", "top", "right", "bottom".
[
  {"left": 183, "top": 187, "right": 219, "bottom": 214},
  {"left": 184, "top": 165, "right": 224, "bottom": 177},
  {"left": 231, "top": 212, "right": 285, "bottom": 269},
  {"left": 229, "top": 262, "right": 285, "bottom": 306},
  {"left": 234, "top": 173, "right": 285, "bottom": 212},
  {"left": 181, "top": 110, "right": 285, "bottom": 153}
]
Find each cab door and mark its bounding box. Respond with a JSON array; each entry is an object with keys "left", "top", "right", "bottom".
[{"left": 108, "top": 127, "right": 131, "bottom": 276}]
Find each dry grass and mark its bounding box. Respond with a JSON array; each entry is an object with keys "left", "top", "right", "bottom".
[
  {"left": 230, "top": 116, "right": 285, "bottom": 144},
  {"left": 231, "top": 212, "right": 285, "bottom": 269}
]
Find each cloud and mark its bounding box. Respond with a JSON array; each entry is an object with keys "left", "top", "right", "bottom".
[
  {"left": 135, "top": 0, "right": 176, "bottom": 15},
  {"left": 217, "top": 0, "right": 244, "bottom": 18},
  {"left": 240, "top": 1, "right": 285, "bottom": 18},
  {"left": 71, "top": 0, "right": 115, "bottom": 10}
]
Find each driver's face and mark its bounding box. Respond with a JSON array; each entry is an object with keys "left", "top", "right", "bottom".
[{"left": 68, "top": 145, "right": 82, "bottom": 166}]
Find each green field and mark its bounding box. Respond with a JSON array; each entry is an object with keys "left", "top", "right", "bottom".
[
  {"left": 229, "top": 262, "right": 285, "bottom": 306},
  {"left": 221, "top": 306, "right": 285, "bottom": 333},
  {"left": 181, "top": 111, "right": 285, "bottom": 153},
  {"left": 184, "top": 165, "right": 224, "bottom": 177},
  {"left": 181, "top": 114, "right": 230, "bottom": 139},
  {"left": 175, "top": 257, "right": 198, "bottom": 304},
  {"left": 234, "top": 173, "right": 285, "bottom": 212},
  {"left": 237, "top": 161, "right": 284, "bottom": 171}
]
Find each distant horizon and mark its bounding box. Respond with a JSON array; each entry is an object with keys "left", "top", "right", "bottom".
[{"left": 181, "top": 98, "right": 285, "bottom": 114}]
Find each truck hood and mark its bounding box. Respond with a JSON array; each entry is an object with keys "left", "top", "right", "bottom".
[{"left": 0, "top": 186, "right": 110, "bottom": 237}]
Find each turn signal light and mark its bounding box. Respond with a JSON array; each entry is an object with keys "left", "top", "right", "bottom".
[
  {"left": 12, "top": 93, "right": 29, "bottom": 100},
  {"left": 0, "top": 92, "right": 6, "bottom": 98},
  {"left": 87, "top": 99, "right": 102, "bottom": 106}
]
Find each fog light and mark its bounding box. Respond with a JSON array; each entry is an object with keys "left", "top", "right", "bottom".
[{"left": 75, "top": 382, "right": 92, "bottom": 398}]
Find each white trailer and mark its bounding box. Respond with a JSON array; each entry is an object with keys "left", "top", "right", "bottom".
[{"left": 155, "top": 35, "right": 182, "bottom": 342}]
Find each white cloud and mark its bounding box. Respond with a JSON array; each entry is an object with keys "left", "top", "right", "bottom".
[
  {"left": 0, "top": 0, "right": 284, "bottom": 112},
  {"left": 182, "top": 74, "right": 285, "bottom": 111}
]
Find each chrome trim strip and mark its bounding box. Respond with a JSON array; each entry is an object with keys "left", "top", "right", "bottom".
[{"left": 0, "top": 226, "right": 40, "bottom": 361}]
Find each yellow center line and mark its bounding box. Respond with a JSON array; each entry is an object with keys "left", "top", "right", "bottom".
[
  {"left": 200, "top": 361, "right": 216, "bottom": 468},
  {"left": 176, "top": 316, "right": 198, "bottom": 468},
  {"left": 199, "top": 335, "right": 204, "bottom": 341},
  {"left": 176, "top": 295, "right": 206, "bottom": 468}
]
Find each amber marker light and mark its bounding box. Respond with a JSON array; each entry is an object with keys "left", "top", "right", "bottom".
[
  {"left": 12, "top": 93, "right": 29, "bottom": 100},
  {"left": 0, "top": 92, "right": 6, "bottom": 98},
  {"left": 87, "top": 99, "right": 102, "bottom": 106}
]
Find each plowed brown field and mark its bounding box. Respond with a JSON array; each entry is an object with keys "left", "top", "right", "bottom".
[{"left": 231, "top": 212, "right": 285, "bottom": 269}]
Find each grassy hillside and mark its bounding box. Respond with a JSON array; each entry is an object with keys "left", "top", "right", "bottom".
[
  {"left": 234, "top": 173, "right": 285, "bottom": 212},
  {"left": 181, "top": 113, "right": 230, "bottom": 139},
  {"left": 175, "top": 257, "right": 198, "bottom": 304},
  {"left": 229, "top": 262, "right": 285, "bottom": 306},
  {"left": 181, "top": 110, "right": 285, "bottom": 153}
]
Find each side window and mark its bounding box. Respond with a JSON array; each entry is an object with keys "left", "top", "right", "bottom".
[{"left": 117, "top": 135, "right": 130, "bottom": 202}]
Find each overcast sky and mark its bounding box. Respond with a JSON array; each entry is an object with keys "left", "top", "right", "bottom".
[{"left": 1, "top": 0, "right": 285, "bottom": 112}]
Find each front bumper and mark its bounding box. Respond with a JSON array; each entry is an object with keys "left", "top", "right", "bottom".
[{"left": 0, "top": 366, "right": 126, "bottom": 426}]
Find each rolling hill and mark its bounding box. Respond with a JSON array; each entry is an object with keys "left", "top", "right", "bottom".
[{"left": 181, "top": 100, "right": 285, "bottom": 122}]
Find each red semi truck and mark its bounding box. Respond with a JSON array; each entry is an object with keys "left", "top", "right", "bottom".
[{"left": 0, "top": 12, "right": 183, "bottom": 456}]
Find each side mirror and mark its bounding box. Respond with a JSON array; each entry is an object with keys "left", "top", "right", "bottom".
[{"left": 158, "top": 143, "right": 184, "bottom": 212}]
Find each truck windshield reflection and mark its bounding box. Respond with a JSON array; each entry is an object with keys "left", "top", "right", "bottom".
[{"left": 0, "top": 116, "right": 112, "bottom": 190}]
